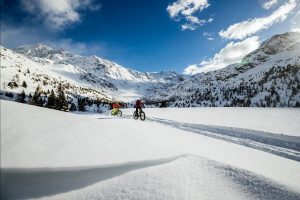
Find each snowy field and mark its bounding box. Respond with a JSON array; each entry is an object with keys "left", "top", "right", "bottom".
[
  {"left": 124, "top": 107, "right": 300, "bottom": 136},
  {"left": 1, "top": 100, "right": 300, "bottom": 199}
]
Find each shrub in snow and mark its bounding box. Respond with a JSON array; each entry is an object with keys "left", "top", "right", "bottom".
[
  {"left": 8, "top": 82, "right": 18, "bottom": 89},
  {"left": 22, "top": 81, "right": 27, "bottom": 88}
]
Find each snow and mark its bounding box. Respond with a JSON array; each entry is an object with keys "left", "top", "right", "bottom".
[
  {"left": 1, "top": 100, "right": 300, "bottom": 199},
  {"left": 128, "top": 107, "right": 300, "bottom": 136},
  {"left": 30, "top": 156, "right": 300, "bottom": 200},
  {"left": 0, "top": 46, "right": 115, "bottom": 100},
  {"left": 0, "top": 45, "right": 183, "bottom": 102}
]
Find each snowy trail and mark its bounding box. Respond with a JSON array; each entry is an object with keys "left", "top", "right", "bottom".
[
  {"left": 1, "top": 155, "right": 184, "bottom": 200},
  {"left": 148, "top": 117, "right": 300, "bottom": 162},
  {"left": 122, "top": 114, "right": 300, "bottom": 161}
]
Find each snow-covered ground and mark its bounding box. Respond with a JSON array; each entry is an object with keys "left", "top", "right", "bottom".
[
  {"left": 1, "top": 100, "right": 300, "bottom": 199},
  {"left": 129, "top": 107, "right": 300, "bottom": 136}
]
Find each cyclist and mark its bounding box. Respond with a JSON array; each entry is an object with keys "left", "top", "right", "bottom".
[
  {"left": 111, "top": 102, "right": 120, "bottom": 115},
  {"left": 134, "top": 99, "right": 144, "bottom": 117}
]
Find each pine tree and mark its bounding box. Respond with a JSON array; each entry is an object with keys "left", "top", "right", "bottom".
[
  {"left": 17, "top": 90, "right": 26, "bottom": 103},
  {"left": 69, "top": 102, "right": 77, "bottom": 111},
  {"left": 32, "top": 86, "right": 42, "bottom": 106},
  {"left": 40, "top": 96, "right": 46, "bottom": 107},
  {"left": 28, "top": 93, "right": 32, "bottom": 101},
  {"left": 46, "top": 89, "right": 56, "bottom": 108},
  {"left": 55, "top": 83, "right": 68, "bottom": 111},
  {"left": 246, "top": 98, "right": 251, "bottom": 107},
  {"left": 77, "top": 97, "right": 86, "bottom": 111}
]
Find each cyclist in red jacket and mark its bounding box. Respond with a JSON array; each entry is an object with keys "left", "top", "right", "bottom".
[
  {"left": 111, "top": 102, "right": 121, "bottom": 115},
  {"left": 112, "top": 102, "right": 120, "bottom": 109}
]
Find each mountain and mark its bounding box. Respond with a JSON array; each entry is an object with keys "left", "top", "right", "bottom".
[
  {"left": 1, "top": 32, "right": 299, "bottom": 109},
  {"left": 146, "top": 32, "right": 300, "bottom": 107},
  {"left": 13, "top": 44, "right": 151, "bottom": 82},
  {"left": 0, "top": 43, "right": 183, "bottom": 106}
]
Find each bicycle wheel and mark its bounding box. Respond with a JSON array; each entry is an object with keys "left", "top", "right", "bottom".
[
  {"left": 133, "top": 111, "right": 138, "bottom": 119},
  {"left": 117, "top": 110, "right": 122, "bottom": 117},
  {"left": 140, "top": 111, "right": 146, "bottom": 121}
]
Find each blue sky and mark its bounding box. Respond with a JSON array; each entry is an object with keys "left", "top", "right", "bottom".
[{"left": 1, "top": 0, "right": 299, "bottom": 73}]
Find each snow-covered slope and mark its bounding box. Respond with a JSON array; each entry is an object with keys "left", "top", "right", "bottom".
[
  {"left": 0, "top": 46, "right": 115, "bottom": 101},
  {"left": 14, "top": 44, "right": 151, "bottom": 82},
  {"left": 147, "top": 32, "right": 300, "bottom": 107},
  {"left": 1, "top": 100, "right": 300, "bottom": 199},
  {"left": 1, "top": 44, "right": 183, "bottom": 103}
]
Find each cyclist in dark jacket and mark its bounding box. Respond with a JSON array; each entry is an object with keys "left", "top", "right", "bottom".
[{"left": 134, "top": 99, "right": 144, "bottom": 117}]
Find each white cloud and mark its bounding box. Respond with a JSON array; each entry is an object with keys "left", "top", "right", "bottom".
[
  {"left": 203, "top": 32, "right": 211, "bottom": 36},
  {"left": 291, "top": 10, "right": 300, "bottom": 32},
  {"left": 183, "top": 36, "right": 261, "bottom": 75},
  {"left": 0, "top": 23, "right": 46, "bottom": 47},
  {"left": 207, "top": 18, "right": 214, "bottom": 23},
  {"left": 292, "top": 28, "right": 300, "bottom": 32},
  {"left": 0, "top": 24, "right": 105, "bottom": 56},
  {"left": 21, "top": 0, "right": 101, "bottom": 29},
  {"left": 262, "top": 0, "right": 278, "bottom": 9},
  {"left": 47, "top": 39, "right": 105, "bottom": 56},
  {"left": 203, "top": 32, "right": 214, "bottom": 40},
  {"left": 219, "top": 0, "right": 297, "bottom": 40},
  {"left": 181, "top": 23, "right": 197, "bottom": 30},
  {"left": 167, "top": 0, "right": 211, "bottom": 31}
]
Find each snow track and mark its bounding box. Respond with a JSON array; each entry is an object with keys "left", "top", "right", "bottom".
[
  {"left": 1, "top": 155, "right": 183, "bottom": 199},
  {"left": 146, "top": 117, "right": 300, "bottom": 162}
]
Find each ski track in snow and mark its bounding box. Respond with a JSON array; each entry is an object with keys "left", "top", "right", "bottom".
[
  {"left": 1, "top": 155, "right": 183, "bottom": 200},
  {"left": 122, "top": 114, "right": 300, "bottom": 162}
]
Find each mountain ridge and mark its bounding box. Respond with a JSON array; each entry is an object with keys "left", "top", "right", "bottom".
[
  {"left": 147, "top": 32, "right": 300, "bottom": 107},
  {"left": 1, "top": 32, "right": 300, "bottom": 109}
]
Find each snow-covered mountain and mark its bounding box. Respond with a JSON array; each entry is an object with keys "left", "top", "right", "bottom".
[
  {"left": 1, "top": 32, "right": 299, "bottom": 108},
  {"left": 147, "top": 32, "right": 300, "bottom": 107},
  {"left": 14, "top": 44, "right": 151, "bottom": 82},
  {"left": 0, "top": 43, "right": 183, "bottom": 104}
]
